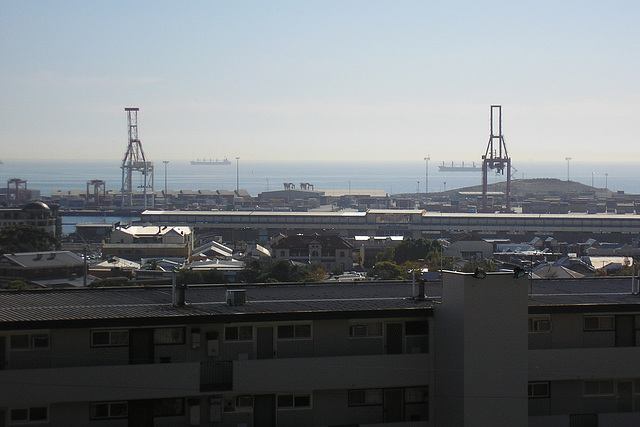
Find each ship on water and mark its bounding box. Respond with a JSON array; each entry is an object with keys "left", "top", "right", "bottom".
[
  {"left": 438, "top": 161, "right": 479, "bottom": 172},
  {"left": 191, "top": 158, "right": 231, "bottom": 166}
]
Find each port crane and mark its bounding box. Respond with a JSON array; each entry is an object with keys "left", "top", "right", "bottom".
[
  {"left": 121, "top": 107, "right": 154, "bottom": 209},
  {"left": 481, "top": 105, "right": 511, "bottom": 212}
]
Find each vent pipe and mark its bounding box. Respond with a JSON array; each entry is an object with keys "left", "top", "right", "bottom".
[{"left": 172, "top": 273, "right": 186, "bottom": 307}]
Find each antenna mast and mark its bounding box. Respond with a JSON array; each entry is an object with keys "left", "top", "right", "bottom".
[
  {"left": 121, "top": 107, "right": 154, "bottom": 209},
  {"left": 481, "top": 105, "right": 511, "bottom": 212}
]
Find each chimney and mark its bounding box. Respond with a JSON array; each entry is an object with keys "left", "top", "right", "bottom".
[
  {"left": 172, "top": 273, "right": 186, "bottom": 307},
  {"left": 226, "top": 289, "right": 247, "bottom": 306}
]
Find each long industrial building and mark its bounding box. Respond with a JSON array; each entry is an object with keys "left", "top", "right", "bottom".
[{"left": 141, "top": 209, "right": 640, "bottom": 243}]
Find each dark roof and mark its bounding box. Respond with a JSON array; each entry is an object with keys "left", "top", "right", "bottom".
[
  {"left": 0, "top": 251, "right": 83, "bottom": 269},
  {"left": 528, "top": 277, "right": 640, "bottom": 313},
  {"left": 0, "top": 282, "right": 434, "bottom": 330}
]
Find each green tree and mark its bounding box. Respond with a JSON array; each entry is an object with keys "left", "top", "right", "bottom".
[
  {"left": 0, "top": 224, "right": 59, "bottom": 254},
  {"left": 375, "top": 247, "right": 395, "bottom": 263},
  {"left": 393, "top": 238, "right": 441, "bottom": 265},
  {"left": 1, "top": 280, "right": 31, "bottom": 290},
  {"left": 461, "top": 258, "right": 498, "bottom": 273},
  {"left": 239, "top": 259, "right": 264, "bottom": 283},
  {"left": 370, "top": 261, "right": 406, "bottom": 280},
  {"left": 176, "top": 268, "right": 204, "bottom": 285}
]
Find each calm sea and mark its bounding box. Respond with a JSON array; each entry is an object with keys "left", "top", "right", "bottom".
[{"left": 1, "top": 159, "right": 639, "bottom": 198}]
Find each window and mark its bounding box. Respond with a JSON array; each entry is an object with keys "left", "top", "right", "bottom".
[
  {"left": 405, "top": 387, "right": 428, "bottom": 403},
  {"left": 153, "top": 398, "right": 184, "bottom": 417},
  {"left": 224, "top": 326, "right": 253, "bottom": 341},
  {"left": 91, "top": 330, "right": 129, "bottom": 347},
  {"left": 529, "top": 318, "right": 552, "bottom": 332},
  {"left": 584, "top": 380, "right": 614, "bottom": 396},
  {"left": 348, "top": 389, "right": 383, "bottom": 406},
  {"left": 277, "top": 324, "right": 311, "bottom": 339},
  {"left": 528, "top": 382, "right": 550, "bottom": 398},
  {"left": 584, "top": 316, "right": 615, "bottom": 331},
  {"left": 405, "top": 321, "right": 428, "bottom": 336},
  {"left": 277, "top": 394, "right": 311, "bottom": 409},
  {"left": 154, "top": 327, "right": 185, "bottom": 345},
  {"left": 90, "top": 402, "right": 128, "bottom": 419},
  {"left": 10, "top": 333, "right": 49, "bottom": 350},
  {"left": 350, "top": 322, "right": 382, "bottom": 337},
  {"left": 10, "top": 406, "right": 48, "bottom": 423}
]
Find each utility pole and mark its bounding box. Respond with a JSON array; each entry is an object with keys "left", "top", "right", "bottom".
[
  {"left": 424, "top": 155, "right": 430, "bottom": 195},
  {"left": 163, "top": 160, "right": 169, "bottom": 209}
]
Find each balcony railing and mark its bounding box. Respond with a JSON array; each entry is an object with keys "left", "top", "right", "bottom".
[{"left": 200, "top": 361, "right": 233, "bottom": 391}]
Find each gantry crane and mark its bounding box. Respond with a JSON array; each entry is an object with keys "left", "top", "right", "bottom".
[
  {"left": 481, "top": 105, "right": 511, "bottom": 212},
  {"left": 121, "top": 107, "right": 154, "bottom": 209}
]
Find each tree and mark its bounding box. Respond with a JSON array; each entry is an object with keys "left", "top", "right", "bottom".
[
  {"left": 461, "top": 258, "right": 497, "bottom": 273},
  {"left": 176, "top": 269, "right": 204, "bottom": 285},
  {"left": 1, "top": 280, "right": 31, "bottom": 290},
  {"left": 370, "top": 261, "right": 406, "bottom": 280},
  {"left": 0, "top": 224, "right": 59, "bottom": 254}
]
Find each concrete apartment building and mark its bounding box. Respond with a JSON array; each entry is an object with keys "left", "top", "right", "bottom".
[{"left": 1, "top": 273, "right": 639, "bottom": 426}]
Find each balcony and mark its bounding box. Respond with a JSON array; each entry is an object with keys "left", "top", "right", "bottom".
[
  {"left": 529, "top": 347, "right": 640, "bottom": 381},
  {"left": 0, "top": 362, "right": 200, "bottom": 406},
  {"left": 232, "top": 353, "right": 428, "bottom": 393}
]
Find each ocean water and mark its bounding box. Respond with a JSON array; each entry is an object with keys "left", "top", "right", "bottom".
[{"left": 1, "top": 159, "right": 639, "bottom": 197}]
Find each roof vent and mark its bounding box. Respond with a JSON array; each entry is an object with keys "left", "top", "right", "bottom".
[{"left": 226, "top": 289, "right": 247, "bottom": 306}]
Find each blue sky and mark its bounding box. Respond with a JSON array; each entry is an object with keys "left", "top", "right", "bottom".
[{"left": 1, "top": 1, "right": 639, "bottom": 163}]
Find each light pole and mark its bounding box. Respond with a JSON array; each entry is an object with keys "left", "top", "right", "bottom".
[
  {"left": 591, "top": 172, "right": 595, "bottom": 188},
  {"left": 605, "top": 173, "right": 608, "bottom": 189},
  {"left": 235, "top": 157, "right": 240, "bottom": 193},
  {"left": 424, "top": 155, "right": 430, "bottom": 195},
  {"left": 565, "top": 157, "right": 572, "bottom": 181},
  {"left": 162, "top": 160, "right": 169, "bottom": 209}
]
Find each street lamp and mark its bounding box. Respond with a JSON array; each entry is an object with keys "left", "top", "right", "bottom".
[
  {"left": 565, "top": 157, "right": 572, "bottom": 181},
  {"left": 235, "top": 157, "right": 240, "bottom": 193},
  {"left": 605, "top": 173, "right": 608, "bottom": 189},
  {"left": 162, "top": 160, "right": 169, "bottom": 209},
  {"left": 424, "top": 155, "right": 430, "bottom": 195}
]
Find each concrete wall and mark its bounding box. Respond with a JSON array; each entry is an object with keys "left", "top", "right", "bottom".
[{"left": 435, "top": 271, "right": 528, "bottom": 427}]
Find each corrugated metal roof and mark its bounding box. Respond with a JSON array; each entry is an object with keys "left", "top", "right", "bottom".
[{"left": 0, "top": 282, "right": 434, "bottom": 328}]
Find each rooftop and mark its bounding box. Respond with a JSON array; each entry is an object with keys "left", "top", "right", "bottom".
[{"left": 0, "top": 281, "right": 434, "bottom": 330}]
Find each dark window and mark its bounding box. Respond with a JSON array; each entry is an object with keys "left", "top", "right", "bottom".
[{"left": 405, "top": 321, "right": 428, "bottom": 336}]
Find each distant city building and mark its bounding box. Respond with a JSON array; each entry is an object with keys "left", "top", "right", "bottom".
[
  {"left": 0, "top": 201, "right": 61, "bottom": 237},
  {"left": 102, "top": 224, "right": 193, "bottom": 261},
  {"left": 271, "top": 233, "right": 354, "bottom": 272},
  {"left": 0, "top": 250, "right": 84, "bottom": 285}
]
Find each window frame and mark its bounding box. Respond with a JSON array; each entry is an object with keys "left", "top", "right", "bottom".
[
  {"left": 9, "top": 332, "right": 50, "bottom": 351},
  {"left": 584, "top": 315, "right": 615, "bottom": 331},
  {"left": 224, "top": 325, "right": 254, "bottom": 342},
  {"left": 349, "top": 322, "right": 383, "bottom": 338},
  {"left": 90, "top": 401, "right": 128, "bottom": 420},
  {"left": 9, "top": 406, "right": 49, "bottom": 423},
  {"left": 276, "top": 393, "right": 312, "bottom": 410},
  {"left": 584, "top": 380, "right": 615, "bottom": 396},
  {"left": 528, "top": 317, "right": 552, "bottom": 333},
  {"left": 277, "top": 324, "right": 312, "bottom": 340},
  {"left": 528, "top": 382, "right": 550, "bottom": 398},
  {"left": 90, "top": 329, "right": 129, "bottom": 347},
  {"left": 348, "top": 389, "right": 384, "bottom": 406},
  {"left": 154, "top": 327, "right": 186, "bottom": 345}
]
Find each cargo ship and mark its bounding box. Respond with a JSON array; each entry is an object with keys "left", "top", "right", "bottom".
[
  {"left": 438, "top": 161, "right": 479, "bottom": 172},
  {"left": 191, "top": 158, "right": 231, "bottom": 166}
]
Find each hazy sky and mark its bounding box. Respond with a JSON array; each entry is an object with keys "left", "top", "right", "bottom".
[{"left": 1, "top": 1, "right": 638, "bottom": 163}]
